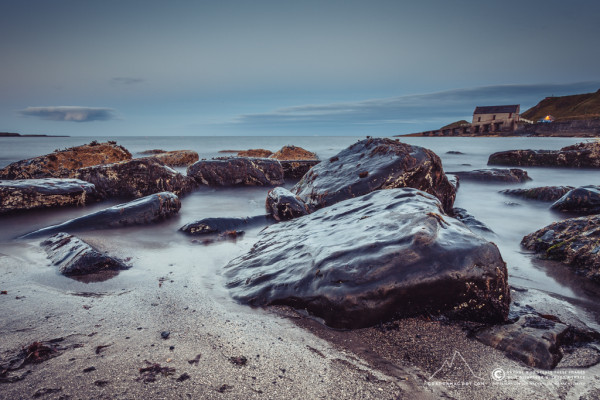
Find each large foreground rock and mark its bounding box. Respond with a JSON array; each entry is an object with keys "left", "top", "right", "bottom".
[
  {"left": 500, "top": 186, "right": 574, "bottom": 202},
  {"left": 488, "top": 141, "right": 600, "bottom": 168},
  {"left": 42, "top": 232, "right": 129, "bottom": 276},
  {"left": 187, "top": 158, "right": 284, "bottom": 186},
  {"left": 266, "top": 187, "right": 309, "bottom": 221},
  {"left": 0, "top": 179, "right": 97, "bottom": 213},
  {"left": 291, "top": 138, "right": 456, "bottom": 214},
  {"left": 521, "top": 215, "right": 600, "bottom": 282},
  {"left": 225, "top": 188, "right": 510, "bottom": 329},
  {"left": 142, "top": 150, "right": 199, "bottom": 167},
  {"left": 278, "top": 160, "right": 321, "bottom": 179},
  {"left": 75, "top": 158, "right": 195, "bottom": 199},
  {"left": 475, "top": 314, "right": 569, "bottom": 369},
  {"left": 550, "top": 185, "right": 600, "bottom": 214},
  {"left": 0, "top": 141, "right": 131, "bottom": 179},
  {"left": 448, "top": 168, "right": 531, "bottom": 183},
  {"left": 21, "top": 192, "right": 181, "bottom": 238}
]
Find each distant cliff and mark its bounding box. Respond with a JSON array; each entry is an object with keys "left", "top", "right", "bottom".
[
  {"left": 521, "top": 89, "right": 600, "bottom": 121},
  {"left": 0, "top": 132, "right": 69, "bottom": 137},
  {"left": 0, "top": 132, "right": 20, "bottom": 137}
]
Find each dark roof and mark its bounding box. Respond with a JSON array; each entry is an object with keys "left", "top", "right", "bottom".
[{"left": 473, "top": 105, "right": 519, "bottom": 115}]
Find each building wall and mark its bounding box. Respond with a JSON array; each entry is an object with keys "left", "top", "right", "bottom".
[{"left": 471, "top": 110, "right": 520, "bottom": 134}]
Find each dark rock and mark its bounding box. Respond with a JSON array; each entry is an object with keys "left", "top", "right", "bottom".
[
  {"left": 161, "top": 331, "right": 170, "bottom": 339},
  {"left": 291, "top": 138, "right": 456, "bottom": 214},
  {"left": 452, "top": 208, "right": 493, "bottom": 233},
  {"left": 448, "top": 168, "right": 531, "bottom": 183},
  {"left": 488, "top": 141, "right": 600, "bottom": 168},
  {"left": 225, "top": 188, "right": 510, "bottom": 329},
  {"left": 180, "top": 215, "right": 271, "bottom": 235},
  {"left": 521, "top": 215, "right": 600, "bottom": 282},
  {"left": 500, "top": 186, "right": 574, "bottom": 202},
  {"left": 0, "top": 178, "right": 97, "bottom": 213},
  {"left": 187, "top": 158, "right": 284, "bottom": 186},
  {"left": 475, "top": 314, "right": 569, "bottom": 369},
  {"left": 0, "top": 141, "right": 132, "bottom": 180},
  {"left": 21, "top": 192, "right": 181, "bottom": 238},
  {"left": 265, "top": 187, "right": 309, "bottom": 221},
  {"left": 41, "top": 233, "right": 129, "bottom": 276},
  {"left": 75, "top": 158, "right": 195, "bottom": 199},
  {"left": 550, "top": 185, "right": 600, "bottom": 214},
  {"left": 142, "top": 150, "right": 199, "bottom": 167},
  {"left": 446, "top": 174, "right": 459, "bottom": 191},
  {"left": 446, "top": 151, "right": 464, "bottom": 155},
  {"left": 270, "top": 145, "right": 318, "bottom": 161},
  {"left": 237, "top": 149, "right": 273, "bottom": 158},
  {"left": 139, "top": 149, "right": 167, "bottom": 155},
  {"left": 279, "top": 160, "right": 320, "bottom": 179}
]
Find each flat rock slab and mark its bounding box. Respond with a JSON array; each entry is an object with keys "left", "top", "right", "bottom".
[
  {"left": 225, "top": 188, "right": 509, "bottom": 329},
  {"left": 292, "top": 138, "right": 456, "bottom": 214},
  {"left": 142, "top": 150, "right": 199, "bottom": 167},
  {"left": 488, "top": 141, "right": 600, "bottom": 168},
  {"left": 500, "top": 186, "right": 574, "bottom": 202},
  {"left": 180, "top": 215, "right": 271, "bottom": 235},
  {"left": 550, "top": 185, "right": 600, "bottom": 214},
  {"left": 0, "top": 178, "right": 97, "bottom": 213},
  {"left": 0, "top": 141, "right": 131, "bottom": 179},
  {"left": 522, "top": 215, "right": 600, "bottom": 282},
  {"left": 75, "top": 158, "right": 195, "bottom": 199},
  {"left": 266, "top": 187, "right": 309, "bottom": 221},
  {"left": 41, "top": 232, "right": 129, "bottom": 276},
  {"left": 187, "top": 158, "right": 284, "bottom": 186},
  {"left": 475, "top": 314, "right": 569, "bottom": 369},
  {"left": 21, "top": 192, "right": 181, "bottom": 238},
  {"left": 448, "top": 168, "right": 531, "bottom": 183}
]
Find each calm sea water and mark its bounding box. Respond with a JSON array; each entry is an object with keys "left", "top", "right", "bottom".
[{"left": 1, "top": 136, "right": 599, "bottom": 328}]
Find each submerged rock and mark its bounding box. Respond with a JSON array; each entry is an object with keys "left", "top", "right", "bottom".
[
  {"left": 291, "top": 138, "right": 456, "bottom": 214},
  {"left": 488, "top": 141, "right": 600, "bottom": 168},
  {"left": 475, "top": 314, "right": 569, "bottom": 370},
  {"left": 0, "top": 179, "right": 97, "bottom": 213},
  {"left": 500, "top": 186, "right": 574, "bottom": 202},
  {"left": 550, "top": 185, "right": 600, "bottom": 214},
  {"left": 521, "top": 215, "right": 600, "bottom": 282},
  {"left": 448, "top": 168, "right": 531, "bottom": 183},
  {"left": 187, "top": 158, "right": 284, "bottom": 186},
  {"left": 75, "top": 158, "right": 195, "bottom": 199},
  {"left": 143, "top": 150, "right": 199, "bottom": 167},
  {"left": 180, "top": 215, "right": 271, "bottom": 235},
  {"left": 41, "top": 232, "right": 129, "bottom": 276},
  {"left": 225, "top": 188, "right": 510, "bottom": 329},
  {"left": 0, "top": 141, "right": 131, "bottom": 180},
  {"left": 265, "top": 187, "right": 309, "bottom": 221},
  {"left": 21, "top": 192, "right": 181, "bottom": 238}
]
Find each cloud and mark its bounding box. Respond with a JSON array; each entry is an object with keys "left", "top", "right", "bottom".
[
  {"left": 110, "top": 77, "right": 145, "bottom": 85},
  {"left": 19, "top": 106, "right": 116, "bottom": 122},
  {"left": 234, "top": 81, "right": 600, "bottom": 130}
]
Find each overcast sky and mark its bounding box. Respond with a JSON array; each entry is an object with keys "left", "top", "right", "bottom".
[{"left": 1, "top": 0, "right": 599, "bottom": 136}]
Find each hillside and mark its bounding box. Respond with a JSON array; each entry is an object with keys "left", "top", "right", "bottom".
[
  {"left": 521, "top": 89, "right": 600, "bottom": 121},
  {"left": 441, "top": 120, "right": 470, "bottom": 130}
]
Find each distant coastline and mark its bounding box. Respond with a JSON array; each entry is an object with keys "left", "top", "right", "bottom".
[{"left": 0, "top": 132, "right": 69, "bottom": 138}]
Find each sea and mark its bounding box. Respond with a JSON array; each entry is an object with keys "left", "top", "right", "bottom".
[{"left": 1, "top": 135, "right": 599, "bottom": 330}]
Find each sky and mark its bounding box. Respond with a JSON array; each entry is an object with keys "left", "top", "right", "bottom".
[{"left": 1, "top": 0, "right": 600, "bottom": 137}]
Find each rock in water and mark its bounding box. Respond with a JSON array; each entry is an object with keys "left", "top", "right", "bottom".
[
  {"left": 187, "top": 158, "right": 284, "bottom": 186},
  {"left": 270, "top": 145, "right": 318, "bottom": 161},
  {"left": 225, "top": 188, "right": 510, "bottom": 329},
  {"left": 500, "top": 186, "right": 574, "bottom": 202},
  {"left": 452, "top": 208, "right": 493, "bottom": 233},
  {"left": 522, "top": 215, "right": 600, "bottom": 282},
  {"left": 180, "top": 215, "right": 271, "bottom": 235},
  {"left": 41, "top": 232, "right": 129, "bottom": 276},
  {"left": 448, "top": 168, "right": 531, "bottom": 183},
  {"left": 278, "top": 160, "right": 321, "bottom": 179},
  {"left": 75, "top": 158, "right": 195, "bottom": 199},
  {"left": 142, "top": 150, "right": 199, "bottom": 167},
  {"left": 291, "top": 138, "right": 456, "bottom": 214},
  {"left": 488, "top": 141, "right": 600, "bottom": 168},
  {"left": 0, "top": 141, "right": 132, "bottom": 179},
  {"left": 550, "top": 185, "right": 600, "bottom": 214},
  {"left": 475, "top": 314, "right": 569, "bottom": 370},
  {"left": 21, "top": 192, "right": 181, "bottom": 238},
  {"left": 266, "top": 187, "right": 309, "bottom": 221},
  {"left": 237, "top": 149, "right": 273, "bottom": 158},
  {"left": 0, "top": 179, "right": 97, "bottom": 213}
]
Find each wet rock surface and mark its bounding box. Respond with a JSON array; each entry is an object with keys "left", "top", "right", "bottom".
[
  {"left": 237, "top": 149, "right": 273, "bottom": 158},
  {"left": 75, "top": 158, "right": 195, "bottom": 199},
  {"left": 452, "top": 208, "right": 493, "bottom": 233},
  {"left": 270, "top": 145, "right": 318, "bottom": 161},
  {"left": 0, "top": 141, "right": 131, "bottom": 180},
  {"left": 500, "top": 186, "right": 574, "bottom": 202},
  {"left": 180, "top": 215, "right": 271, "bottom": 235},
  {"left": 41, "top": 232, "right": 129, "bottom": 276},
  {"left": 21, "top": 192, "right": 181, "bottom": 238},
  {"left": 550, "top": 185, "right": 600, "bottom": 214},
  {"left": 488, "top": 141, "right": 600, "bottom": 168},
  {"left": 292, "top": 138, "right": 456, "bottom": 214},
  {"left": 448, "top": 168, "right": 531, "bottom": 183},
  {"left": 187, "top": 157, "right": 284, "bottom": 186},
  {"left": 141, "top": 150, "right": 199, "bottom": 167},
  {"left": 475, "top": 314, "right": 569, "bottom": 369},
  {"left": 521, "top": 215, "right": 600, "bottom": 282},
  {"left": 266, "top": 187, "right": 309, "bottom": 221},
  {"left": 225, "top": 188, "right": 510, "bottom": 329},
  {"left": 278, "top": 160, "right": 321, "bottom": 179},
  {"left": 0, "top": 178, "right": 97, "bottom": 213}
]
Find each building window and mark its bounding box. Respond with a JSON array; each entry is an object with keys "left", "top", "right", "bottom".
[
  {"left": 477, "top": 117, "right": 481, "bottom": 122},
  {"left": 493, "top": 115, "right": 496, "bottom": 120},
  {"left": 509, "top": 113, "right": 512, "bottom": 118}
]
